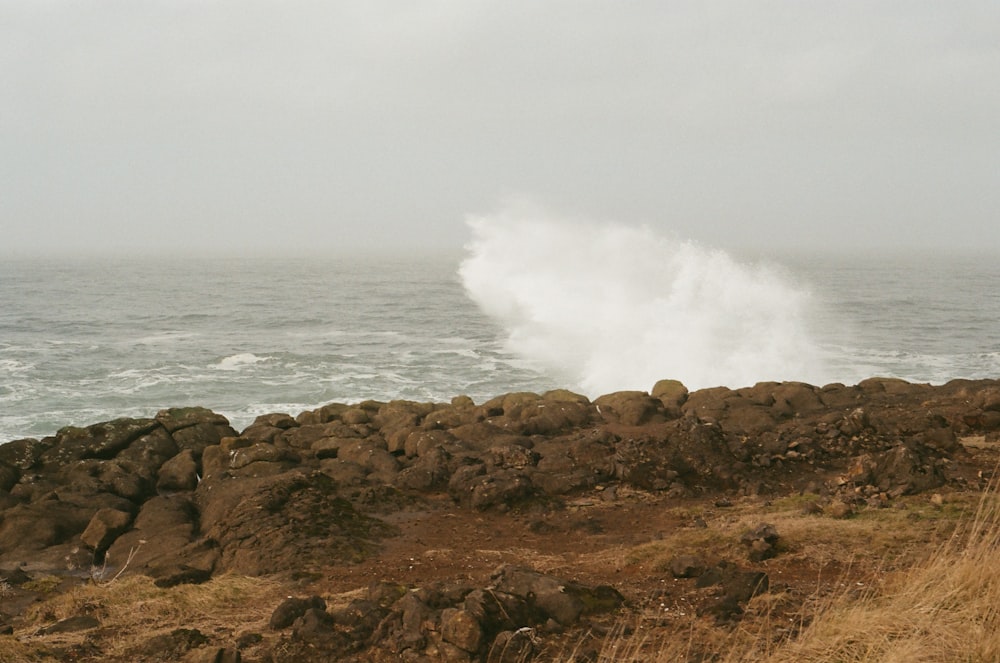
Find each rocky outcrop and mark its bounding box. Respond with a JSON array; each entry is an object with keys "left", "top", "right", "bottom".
[
  {"left": 265, "top": 565, "right": 622, "bottom": 662},
  {"left": 2, "top": 379, "right": 999, "bottom": 659}
]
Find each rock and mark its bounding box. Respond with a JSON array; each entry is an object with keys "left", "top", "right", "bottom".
[
  {"left": 133, "top": 628, "right": 209, "bottom": 660},
  {"left": 669, "top": 554, "right": 706, "bottom": 578},
  {"left": 196, "top": 471, "right": 392, "bottom": 576},
  {"left": 270, "top": 596, "right": 327, "bottom": 630},
  {"left": 229, "top": 443, "right": 290, "bottom": 470},
  {"left": 337, "top": 440, "right": 400, "bottom": 479},
  {"left": 594, "top": 391, "right": 663, "bottom": 426},
  {"left": 151, "top": 564, "right": 214, "bottom": 588},
  {"left": 173, "top": 422, "right": 239, "bottom": 456},
  {"left": 740, "top": 523, "right": 780, "bottom": 562},
  {"left": 449, "top": 467, "right": 535, "bottom": 511},
  {"left": 157, "top": 449, "right": 200, "bottom": 492},
  {"left": 847, "top": 444, "right": 945, "bottom": 495},
  {"left": 441, "top": 608, "right": 483, "bottom": 653},
  {"left": 156, "top": 407, "right": 231, "bottom": 434},
  {"left": 532, "top": 433, "right": 617, "bottom": 495},
  {"left": 488, "top": 628, "right": 537, "bottom": 663},
  {"left": 41, "top": 419, "right": 160, "bottom": 468},
  {"left": 697, "top": 563, "right": 769, "bottom": 620},
  {"left": 491, "top": 566, "right": 623, "bottom": 626},
  {"left": 80, "top": 507, "right": 133, "bottom": 555},
  {"left": 0, "top": 500, "right": 97, "bottom": 559},
  {"left": 652, "top": 379, "right": 688, "bottom": 416},
  {"left": 0, "top": 437, "right": 54, "bottom": 471}
]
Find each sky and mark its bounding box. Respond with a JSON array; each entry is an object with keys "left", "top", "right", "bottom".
[{"left": 2, "top": 1, "right": 998, "bottom": 257}]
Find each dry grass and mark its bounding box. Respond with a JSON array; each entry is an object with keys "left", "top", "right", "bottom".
[
  {"left": 573, "top": 486, "right": 1000, "bottom": 663},
  {"left": 8, "top": 573, "right": 283, "bottom": 662},
  {"left": 761, "top": 488, "right": 1000, "bottom": 663}
]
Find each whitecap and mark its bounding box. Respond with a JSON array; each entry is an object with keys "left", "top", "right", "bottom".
[{"left": 211, "top": 353, "right": 271, "bottom": 371}]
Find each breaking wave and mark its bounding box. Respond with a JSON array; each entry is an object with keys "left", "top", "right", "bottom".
[{"left": 459, "top": 203, "right": 828, "bottom": 394}]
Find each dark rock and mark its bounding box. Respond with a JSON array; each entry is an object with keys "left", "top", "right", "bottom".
[
  {"left": 156, "top": 407, "right": 231, "bottom": 434},
  {"left": 847, "top": 444, "right": 945, "bottom": 495},
  {"left": 0, "top": 437, "right": 54, "bottom": 471},
  {"left": 441, "top": 607, "right": 484, "bottom": 653},
  {"left": 157, "top": 448, "right": 200, "bottom": 492},
  {"left": 669, "top": 554, "right": 706, "bottom": 578},
  {"left": 133, "top": 627, "right": 209, "bottom": 659},
  {"left": 229, "top": 443, "right": 292, "bottom": 470},
  {"left": 491, "top": 565, "right": 623, "bottom": 626},
  {"left": 172, "top": 422, "right": 239, "bottom": 456},
  {"left": 40, "top": 418, "right": 159, "bottom": 467},
  {"left": 80, "top": 507, "right": 133, "bottom": 555},
  {"left": 196, "top": 471, "right": 392, "bottom": 576},
  {"left": 0, "top": 462, "right": 19, "bottom": 492},
  {"left": 292, "top": 607, "right": 339, "bottom": 648},
  {"left": 270, "top": 595, "right": 327, "bottom": 630},
  {"left": 594, "top": 391, "right": 663, "bottom": 426},
  {"left": 740, "top": 523, "right": 780, "bottom": 562},
  {"left": 151, "top": 564, "right": 213, "bottom": 588}
]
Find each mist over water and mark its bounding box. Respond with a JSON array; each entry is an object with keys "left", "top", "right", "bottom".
[{"left": 459, "top": 206, "right": 829, "bottom": 394}]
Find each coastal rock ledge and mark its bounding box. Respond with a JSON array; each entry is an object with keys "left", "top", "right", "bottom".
[{"left": 2, "top": 377, "right": 1000, "bottom": 661}]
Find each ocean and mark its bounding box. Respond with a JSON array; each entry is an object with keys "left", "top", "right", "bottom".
[{"left": 2, "top": 224, "right": 999, "bottom": 443}]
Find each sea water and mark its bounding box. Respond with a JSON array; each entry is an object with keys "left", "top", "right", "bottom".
[{"left": 2, "top": 222, "right": 999, "bottom": 443}]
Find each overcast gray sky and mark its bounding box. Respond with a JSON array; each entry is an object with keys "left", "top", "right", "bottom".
[{"left": 2, "top": 1, "right": 998, "bottom": 257}]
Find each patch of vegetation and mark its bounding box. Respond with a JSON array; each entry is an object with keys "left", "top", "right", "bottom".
[{"left": 22, "top": 575, "right": 62, "bottom": 594}]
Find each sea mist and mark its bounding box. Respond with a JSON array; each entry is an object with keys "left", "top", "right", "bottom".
[{"left": 459, "top": 204, "right": 827, "bottom": 395}]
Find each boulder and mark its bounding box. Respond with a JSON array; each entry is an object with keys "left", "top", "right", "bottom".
[
  {"left": 157, "top": 449, "right": 200, "bottom": 492},
  {"left": 594, "top": 391, "right": 663, "bottom": 426},
  {"left": 270, "top": 596, "right": 327, "bottom": 630},
  {"left": 490, "top": 566, "right": 623, "bottom": 626},
  {"left": 39, "top": 418, "right": 159, "bottom": 467},
  {"left": 80, "top": 507, "right": 133, "bottom": 555}
]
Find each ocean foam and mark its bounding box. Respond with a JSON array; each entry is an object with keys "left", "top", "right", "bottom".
[
  {"left": 211, "top": 353, "right": 271, "bottom": 371},
  {"left": 459, "top": 203, "right": 828, "bottom": 394}
]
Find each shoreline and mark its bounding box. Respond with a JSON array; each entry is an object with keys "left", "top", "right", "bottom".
[{"left": 2, "top": 376, "right": 999, "bottom": 660}]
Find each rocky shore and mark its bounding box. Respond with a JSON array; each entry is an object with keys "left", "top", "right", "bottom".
[{"left": 2, "top": 377, "right": 1000, "bottom": 661}]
